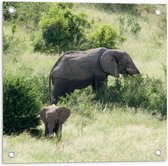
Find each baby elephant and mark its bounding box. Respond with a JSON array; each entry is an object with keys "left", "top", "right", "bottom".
[{"left": 40, "top": 104, "right": 70, "bottom": 139}]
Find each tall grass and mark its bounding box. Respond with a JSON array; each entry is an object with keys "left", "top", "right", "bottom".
[{"left": 3, "top": 108, "right": 166, "bottom": 163}]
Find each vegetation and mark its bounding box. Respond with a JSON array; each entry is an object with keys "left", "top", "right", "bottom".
[
  {"left": 33, "top": 3, "right": 90, "bottom": 53},
  {"left": 3, "top": 2, "right": 167, "bottom": 163},
  {"left": 87, "top": 24, "right": 123, "bottom": 49},
  {"left": 3, "top": 110, "right": 167, "bottom": 162},
  {"left": 3, "top": 73, "right": 41, "bottom": 134}
]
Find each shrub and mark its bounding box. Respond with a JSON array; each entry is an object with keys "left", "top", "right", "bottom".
[
  {"left": 95, "top": 75, "right": 166, "bottom": 118},
  {"left": 3, "top": 73, "right": 42, "bottom": 134},
  {"left": 33, "top": 3, "right": 90, "bottom": 53},
  {"left": 87, "top": 24, "right": 123, "bottom": 49},
  {"left": 33, "top": 74, "right": 49, "bottom": 104},
  {"left": 32, "top": 3, "right": 126, "bottom": 53}
]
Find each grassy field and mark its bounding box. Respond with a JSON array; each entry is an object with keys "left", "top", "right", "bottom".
[
  {"left": 3, "top": 108, "right": 167, "bottom": 163},
  {"left": 3, "top": 3, "right": 167, "bottom": 163}
]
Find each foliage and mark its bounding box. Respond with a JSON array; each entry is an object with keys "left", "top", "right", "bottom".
[
  {"left": 59, "top": 88, "right": 95, "bottom": 124},
  {"left": 3, "top": 23, "right": 28, "bottom": 57},
  {"left": 3, "top": 2, "right": 50, "bottom": 30},
  {"left": 3, "top": 33, "right": 14, "bottom": 53},
  {"left": 94, "top": 3, "right": 139, "bottom": 15},
  {"left": 17, "top": 2, "right": 50, "bottom": 30},
  {"left": 3, "top": 33, "right": 24, "bottom": 58},
  {"left": 3, "top": 73, "right": 41, "bottom": 134},
  {"left": 33, "top": 74, "right": 49, "bottom": 104},
  {"left": 3, "top": 2, "right": 18, "bottom": 21},
  {"left": 87, "top": 24, "right": 123, "bottom": 49},
  {"left": 95, "top": 75, "right": 166, "bottom": 118},
  {"left": 33, "top": 3, "right": 90, "bottom": 53},
  {"left": 116, "top": 15, "right": 141, "bottom": 35},
  {"left": 3, "top": 22, "right": 16, "bottom": 53}
]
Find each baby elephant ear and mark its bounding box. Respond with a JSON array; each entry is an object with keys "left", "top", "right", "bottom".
[
  {"left": 40, "top": 108, "right": 47, "bottom": 123},
  {"left": 57, "top": 107, "right": 70, "bottom": 124},
  {"left": 100, "top": 51, "right": 119, "bottom": 77}
]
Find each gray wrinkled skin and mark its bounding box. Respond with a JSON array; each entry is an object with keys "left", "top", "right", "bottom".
[
  {"left": 49, "top": 47, "right": 140, "bottom": 104},
  {"left": 40, "top": 104, "right": 70, "bottom": 139}
]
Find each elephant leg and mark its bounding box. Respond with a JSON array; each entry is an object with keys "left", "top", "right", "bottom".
[
  {"left": 44, "top": 123, "right": 49, "bottom": 136},
  {"left": 53, "top": 122, "right": 59, "bottom": 134},
  {"left": 91, "top": 78, "right": 96, "bottom": 91},
  {"left": 47, "top": 120, "right": 55, "bottom": 138},
  {"left": 56, "top": 124, "right": 62, "bottom": 140},
  {"left": 52, "top": 79, "right": 71, "bottom": 103},
  {"left": 92, "top": 76, "right": 107, "bottom": 91},
  {"left": 53, "top": 122, "right": 62, "bottom": 140}
]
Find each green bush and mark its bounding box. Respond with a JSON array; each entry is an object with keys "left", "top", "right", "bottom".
[
  {"left": 32, "top": 3, "right": 126, "bottom": 53},
  {"left": 3, "top": 73, "right": 41, "bottom": 134},
  {"left": 87, "top": 24, "right": 123, "bottom": 49},
  {"left": 95, "top": 75, "right": 166, "bottom": 118},
  {"left": 33, "top": 3, "right": 90, "bottom": 53}
]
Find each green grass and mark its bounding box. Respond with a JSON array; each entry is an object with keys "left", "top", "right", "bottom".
[
  {"left": 3, "top": 3, "right": 167, "bottom": 163},
  {"left": 3, "top": 108, "right": 166, "bottom": 163}
]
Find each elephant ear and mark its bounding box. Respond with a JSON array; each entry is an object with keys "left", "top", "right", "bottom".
[
  {"left": 57, "top": 107, "right": 70, "bottom": 124},
  {"left": 100, "top": 51, "right": 119, "bottom": 77},
  {"left": 40, "top": 108, "right": 47, "bottom": 123}
]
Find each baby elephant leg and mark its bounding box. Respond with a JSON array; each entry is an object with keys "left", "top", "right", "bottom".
[
  {"left": 54, "top": 123, "right": 62, "bottom": 140},
  {"left": 47, "top": 120, "right": 55, "bottom": 138},
  {"left": 45, "top": 123, "right": 49, "bottom": 136}
]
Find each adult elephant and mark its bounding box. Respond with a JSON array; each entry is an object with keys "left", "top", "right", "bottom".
[{"left": 49, "top": 47, "right": 140, "bottom": 104}]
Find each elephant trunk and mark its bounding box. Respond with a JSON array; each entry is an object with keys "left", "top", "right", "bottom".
[{"left": 127, "top": 67, "right": 140, "bottom": 75}]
